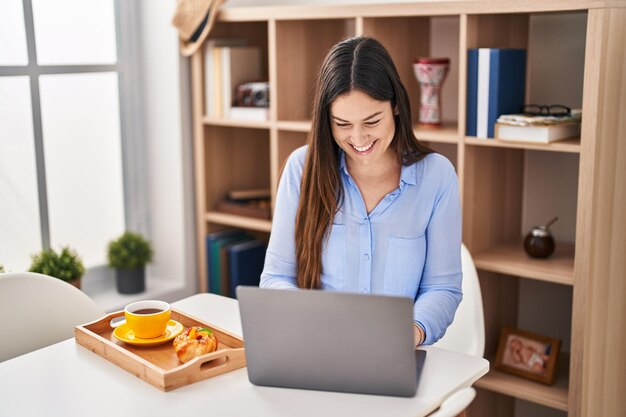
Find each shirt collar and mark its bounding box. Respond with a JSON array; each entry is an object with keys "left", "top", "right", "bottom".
[
  {"left": 338, "top": 149, "right": 417, "bottom": 186},
  {"left": 400, "top": 159, "right": 417, "bottom": 186}
]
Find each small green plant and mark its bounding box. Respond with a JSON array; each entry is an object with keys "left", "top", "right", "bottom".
[
  {"left": 107, "top": 231, "right": 153, "bottom": 270},
  {"left": 29, "top": 247, "right": 85, "bottom": 282},
  {"left": 0, "top": 264, "right": 5, "bottom": 273}
]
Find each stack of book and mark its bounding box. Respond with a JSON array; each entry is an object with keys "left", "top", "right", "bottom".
[
  {"left": 206, "top": 229, "right": 266, "bottom": 298},
  {"left": 204, "top": 39, "right": 269, "bottom": 121},
  {"left": 466, "top": 48, "right": 527, "bottom": 138},
  {"left": 495, "top": 110, "right": 582, "bottom": 143}
]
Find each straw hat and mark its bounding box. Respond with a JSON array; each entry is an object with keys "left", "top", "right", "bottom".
[{"left": 172, "top": 0, "right": 225, "bottom": 57}]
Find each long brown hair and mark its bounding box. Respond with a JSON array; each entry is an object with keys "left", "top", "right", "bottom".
[{"left": 295, "top": 36, "right": 433, "bottom": 289}]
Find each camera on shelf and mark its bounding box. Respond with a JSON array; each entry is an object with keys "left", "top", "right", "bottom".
[{"left": 234, "top": 81, "right": 270, "bottom": 108}]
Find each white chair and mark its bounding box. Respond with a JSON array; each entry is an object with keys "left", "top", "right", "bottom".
[
  {"left": 429, "top": 244, "right": 485, "bottom": 417},
  {"left": 0, "top": 272, "right": 105, "bottom": 362}
]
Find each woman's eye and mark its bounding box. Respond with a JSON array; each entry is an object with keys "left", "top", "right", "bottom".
[
  {"left": 365, "top": 120, "right": 381, "bottom": 126},
  {"left": 335, "top": 123, "right": 350, "bottom": 128}
]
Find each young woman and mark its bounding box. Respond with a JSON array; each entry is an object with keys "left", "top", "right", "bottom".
[{"left": 260, "top": 36, "right": 462, "bottom": 347}]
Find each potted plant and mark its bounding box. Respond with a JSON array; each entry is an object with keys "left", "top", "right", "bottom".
[
  {"left": 0, "top": 264, "right": 5, "bottom": 273},
  {"left": 107, "top": 231, "right": 153, "bottom": 294},
  {"left": 29, "top": 246, "right": 85, "bottom": 289}
]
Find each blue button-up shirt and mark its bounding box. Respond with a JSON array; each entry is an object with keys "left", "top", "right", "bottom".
[{"left": 260, "top": 145, "right": 462, "bottom": 345}]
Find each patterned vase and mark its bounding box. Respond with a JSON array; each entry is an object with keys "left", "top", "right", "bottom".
[{"left": 413, "top": 57, "right": 450, "bottom": 126}]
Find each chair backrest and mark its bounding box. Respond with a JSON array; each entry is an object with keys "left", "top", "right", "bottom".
[
  {"left": 428, "top": 387, "right": 477, "bottom": 417},
  {"left": 0, "top": 272, "right": 105, "bottom": 362},
  {"left": 433, "top": 244, "right": 485, "bottom": 357}
]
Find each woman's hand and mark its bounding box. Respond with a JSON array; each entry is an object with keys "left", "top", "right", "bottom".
[{"left": 413, "top": 323, "right": 425, "bottom": 348}]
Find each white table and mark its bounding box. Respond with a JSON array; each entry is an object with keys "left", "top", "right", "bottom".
[{"left": 0, "top": 294, "right": 488, "bottom": 417}]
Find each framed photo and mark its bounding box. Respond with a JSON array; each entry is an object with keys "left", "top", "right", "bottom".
[{"left": 495, "top": 326, "right": 561, "bottom": 385}]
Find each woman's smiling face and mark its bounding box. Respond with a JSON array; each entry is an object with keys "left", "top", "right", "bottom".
[{"left": 330, "top": 89, "right": 396, "bottom": 169}]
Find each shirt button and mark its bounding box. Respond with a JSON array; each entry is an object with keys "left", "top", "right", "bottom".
[
  {"left": 360, "top": 289, "right": 369, "bottom": 294},
  {"left": 389, "top": 195, "right": 395, "bottom": 200},
  {"left": 364, "top": 253, "right": 370, "bottom": 261},
  {"left": 363, "top": 218, "right": 369, "bottom": 224}
]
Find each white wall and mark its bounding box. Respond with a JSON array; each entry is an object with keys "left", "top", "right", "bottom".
[{"left": 137, "top": 0, "right": 196, "bottom": 299}]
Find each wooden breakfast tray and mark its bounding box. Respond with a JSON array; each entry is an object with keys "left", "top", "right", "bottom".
[{"left": 75, "top": 308, "right": 246, "bottom": 391}]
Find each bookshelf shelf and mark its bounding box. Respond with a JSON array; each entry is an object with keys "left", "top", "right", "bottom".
[
  {"left": 205, "top": 211, "right": 272, "bottom": 233},
  {"left": 473, "top": 241, "right": 575, "bottom": 285},
  {"left": 218, "top": 2, "right": 601, "bottom": 22},
  {"left": 203, "top": 116, "right": 272, "bottom": 130},
  {"left": 415, "top": 123, "right": 460, "bottom": 144},
  {"left": 475, "top": 355, "right": 570, "bottom": 412},
  {"left": 276, "top": 120, "right": 312, "bottom": 132},
  {"left": 465, "top": 136, "right": 581, "bottom": 153}
]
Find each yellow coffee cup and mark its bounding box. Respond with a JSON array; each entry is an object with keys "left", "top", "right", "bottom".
[{"left": 124, "top": 300, "right": 171, "bottom": 339}]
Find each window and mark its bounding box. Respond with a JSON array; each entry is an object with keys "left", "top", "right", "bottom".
[{"left": 0, "top": 0, "right": 142, "bottom": 271}]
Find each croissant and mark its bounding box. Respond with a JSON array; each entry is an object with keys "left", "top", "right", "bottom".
[{"left": 173, "top": 326, "right": 218, "bottom": 363}]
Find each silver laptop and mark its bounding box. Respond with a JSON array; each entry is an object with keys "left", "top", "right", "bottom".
[{"left": 236, "top": 286, "right": 426, "bottom": 397}]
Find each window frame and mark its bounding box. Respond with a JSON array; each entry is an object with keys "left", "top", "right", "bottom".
[{"left": 0, "top": 0, "right": 148, "bottom": 257}]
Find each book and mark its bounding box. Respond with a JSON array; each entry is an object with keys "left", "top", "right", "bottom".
[
  {"left": 228, "top": 239, "right": 266, "bottom": 298},
  {"left": 203, "top": 39, "right": 246, "bottom": 118},
  {"left": 220, "top": 46, "right": 262, "bottom": 118},
  {"left": 228, "top": 188, "right": 271, "bottom": 200},
  {"left": 216, "top": 199, "right": 271, "bottom": 220},
  {"left": 210, "top": 233, "right": 251, "bottom": 295},
  {"left": 466, "top": 49, "right": 479, "bottom": 136},
  {"left": 467, "top": 48, "right": 526, "bottom": 138},
  {"left": 476, "top": 48, "right": 491, "bottom": 138},
  {"left": 219, "top": 238, "right": 253, "bottom": 298},
  {"left": 495, "top": 121, "right": 580, "bottom": 143},
  {"left": 497, "top": 109, "right": 582, "bottom": 127},
  {"left": 213, "top": 46, "right": 224, "bottom": 118},
  {"left": 228, "top": 106, "right": 270, "bottom": 121},
  {"left": 206, "top": 230, "right": 247, "bottom": 294}
]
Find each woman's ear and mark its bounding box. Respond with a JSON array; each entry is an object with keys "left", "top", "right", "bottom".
[{"left": 394, "top": 106, "right": 399, "bottom": 116}]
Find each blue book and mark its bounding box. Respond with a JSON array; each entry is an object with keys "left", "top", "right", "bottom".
[
  {"left": 218, "top": 236, "right": 254, "bottom": 297},
  {"left": 487, "top": 49, "right": 526, "bottom": 138},
  {"left": 210, "top": 234, "right": 251, "bottom": 295},
  {"left": 470, "top": 48, "right": 526, "bottom": 138},
  {"left": 206, "top": 230, "right": 247, "bottom": 293},
  {"left": 228, "top": 239, "right": 266, "bottom": 298},
  {"left": 466, "top": 49, "right": 479, "bottom": 136}
]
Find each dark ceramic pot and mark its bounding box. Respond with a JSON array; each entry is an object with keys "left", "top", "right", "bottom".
[
  {"left": 115, "top": 267, "right": 145, "bottom": 294},
  {"left": 524, "top": 226, "right": 556, "bottom": 258}
]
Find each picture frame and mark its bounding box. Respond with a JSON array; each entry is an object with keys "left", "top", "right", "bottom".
[{"left": 495, "top": 326, "right": 561, "bottom": 385}]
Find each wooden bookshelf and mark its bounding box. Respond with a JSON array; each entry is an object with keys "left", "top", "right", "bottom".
[{"left": 187, "top": 2, "right": 626, "bottom": 417}]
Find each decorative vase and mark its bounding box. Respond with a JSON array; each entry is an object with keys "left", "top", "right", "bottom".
[
  {"left": 413, "top": 57, "right": 450, "bottom": 126},
  {"left": 115, "top": 268, "right": 146, "bottom": 294}
]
